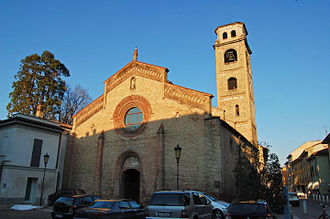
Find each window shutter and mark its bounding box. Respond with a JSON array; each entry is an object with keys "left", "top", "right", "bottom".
[{"left": 30, "top": 139, "right": 42, "bottom": 167}]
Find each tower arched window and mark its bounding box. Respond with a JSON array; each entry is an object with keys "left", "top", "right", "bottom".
[
  {"left": 223, "top": 32, "right": 228, "bottom": 39},
  {"left": 235, "top": 105, "right": 240, "bottom": 116},
  {"left": 224, "top": 49, "right": 237, "bottom": 63},
  {"left": 228, "top": 77, "right": 237, "bottom": 90},
  {"left": 231, "top": 30, "right": 236, "bottom": 37}
]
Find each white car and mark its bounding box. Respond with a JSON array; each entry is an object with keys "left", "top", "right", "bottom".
[
  {"left": 204, "top": 194, "right": 229, "bottom": 219},
  {"left": 296, "top": 191, "right": 306, "bottom": 198}
]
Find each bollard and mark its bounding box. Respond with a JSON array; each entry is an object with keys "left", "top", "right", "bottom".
[
  {"left": 303, "top": 199, "right": 307, "bottom": 215},
  {"left": 283, "top": 186, "right": 290, "bottom": 219}
]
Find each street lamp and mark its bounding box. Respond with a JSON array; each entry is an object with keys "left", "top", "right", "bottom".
[
  {"left": 174, "top": 145, "right": 182, "bottom": 190},
  {"left": 39, "top": 153, "right": 50, "bottom": 206}
]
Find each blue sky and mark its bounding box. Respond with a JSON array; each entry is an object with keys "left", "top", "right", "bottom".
[{"left": 1, "top": 0, "right": 329, "bottom": 165}]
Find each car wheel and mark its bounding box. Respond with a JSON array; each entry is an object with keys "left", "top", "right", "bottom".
[{"left": 212, "top": 209, "right": 223, "bottom": 219}]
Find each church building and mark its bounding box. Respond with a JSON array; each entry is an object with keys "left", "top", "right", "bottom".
[{"left": 63, "top": 22, "right": 263, "bottom": 202}]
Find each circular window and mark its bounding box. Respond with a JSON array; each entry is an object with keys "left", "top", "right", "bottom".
[
  {"left": 124, "top": 107, "right": 143, "bottom": 131},
  {"left": 113, "top": 95, "right": 151, "bottom": 138}
]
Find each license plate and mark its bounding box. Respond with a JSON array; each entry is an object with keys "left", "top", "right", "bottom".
[
  {"left": 55, "top": 215, "right": 63, "bottom": 218},
  {"left": 158, "top": 212, "right": 171, "bottom": 217}
]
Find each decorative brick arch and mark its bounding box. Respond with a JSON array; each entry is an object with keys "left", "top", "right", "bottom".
[
  {"left": 114, "top": 150, "right": 143, "bottom": 200},
  {"left": 113, "top": 95, "right": 152, "bottom": 138}
]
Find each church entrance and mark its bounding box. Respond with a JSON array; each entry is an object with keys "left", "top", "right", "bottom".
[{"left": 123, "top": 169, "right": 140, "bottom": 202}]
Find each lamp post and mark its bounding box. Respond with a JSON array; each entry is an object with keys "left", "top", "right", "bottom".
[
  {"left": 39, "top": 153, "right": 50, "bottom": 206},
  {"left": 174, "top": 145, "right": 181, "bottom": 190}
]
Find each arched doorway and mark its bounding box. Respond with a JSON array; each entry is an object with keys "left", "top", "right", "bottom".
[{"left": 123, "top": 169, "right": 140, "bottom": 202}]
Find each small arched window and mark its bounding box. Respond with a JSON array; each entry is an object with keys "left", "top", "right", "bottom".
[
  {"left": 228, "top": 77, "right": 237, "bottom": 90},
  {"left": 231, "top": 30, "right": 236, "bottom": 37},
  {"left": 235, "top": 105, "right": 240, "bottom": 116},
  {"left": 224, "top": 49, "right": 237, "bottom": 63},
  {"left": 223, "top": 32, "right": 228, "bottom": 39}
]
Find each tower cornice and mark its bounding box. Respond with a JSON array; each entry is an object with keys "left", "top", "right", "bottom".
[{"left": 213, "top": 37, "right": 252, "bottom": 54}]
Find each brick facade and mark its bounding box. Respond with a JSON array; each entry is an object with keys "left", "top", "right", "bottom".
[{"left": 63, "top": 22, "right": 262, "bottom": 203}]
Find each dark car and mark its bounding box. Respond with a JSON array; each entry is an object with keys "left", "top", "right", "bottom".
[
  {"left": 288, "top": 192, "right": 300, "bottom": 207},
  {"left": 51, "top": 194, "right": 102, "bottom": 219},
  {"left": 73, "top": 199, "right": 146, "bottom": 219},
  {"left": 48, "top": 189, "right": 87, "bottom": 206},
  {"left": 225, "top": 201, "right": 276, "bottom": 219}
]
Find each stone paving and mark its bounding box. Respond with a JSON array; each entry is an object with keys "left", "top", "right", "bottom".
[{"left": 0, "top": 205, "right": 52, "bottom": 219}]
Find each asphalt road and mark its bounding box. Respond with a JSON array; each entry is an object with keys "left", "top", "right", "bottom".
[{"left": 290, "top": 198, "right": 329, "bottom": 219}]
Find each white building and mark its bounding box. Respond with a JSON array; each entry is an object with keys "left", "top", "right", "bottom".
[{"left": 0, "top": 114, "right": 71, "bottom": 205}]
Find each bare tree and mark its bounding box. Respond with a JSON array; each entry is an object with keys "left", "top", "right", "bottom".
[{"left": 60, "top": 85, "right": 92, "bottom": 124}]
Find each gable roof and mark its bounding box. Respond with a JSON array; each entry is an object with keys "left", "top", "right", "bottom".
[
  {"left": 72, "top": 59, "right": 213, "bottom": 126},
  {"left": 104, "top": 60, "right": 169, "bottom": 93},
  {"left": 0, "top": 114, "right": 65, "bottom": 133}
]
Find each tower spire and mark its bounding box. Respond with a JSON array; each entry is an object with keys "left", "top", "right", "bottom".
[{"left": 133, "top": 47, "right": 138, "bottom": 61}]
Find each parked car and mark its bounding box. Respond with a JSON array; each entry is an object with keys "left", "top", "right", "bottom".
[
  {"left": 225, "top": 201, "right": 276, "bottom": 219},
  {"left": 73, "top": 199, "right": 146, "bottom": 219},
  {"left": 146, "top": 190, "right": 213, "bottom": 219},
  {"left": 51, "top": 194, "right": 102, "bottom": 219},
  {"left": 296, "top": 191, "right": 306, "bottom": 199},
  {"left": 288, "top": 192, "right": 300, "bottom": 207},
  {"left": 48, "top": 189, "right": 87, "bottom": 206},
  {"left": 204, "top": 194, "right": 229, "bottom": 219}
]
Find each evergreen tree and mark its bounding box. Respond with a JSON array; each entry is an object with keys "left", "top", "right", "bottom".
[
  {"left": 263, "top": 153, "right": 285, "bottom": 213},
  {"left": 7, "top": 51, "right": 70, "bottom": 119},
  {"left": 234, "top": 145, "right": 264, "bottom": 201}
]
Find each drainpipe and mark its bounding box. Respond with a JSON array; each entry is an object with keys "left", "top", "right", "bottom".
[{"left": 55, "top": 132, "right": 62, "bottom": 191}]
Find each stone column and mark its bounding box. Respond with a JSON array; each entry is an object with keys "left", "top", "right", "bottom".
[
  {"left": 95, "top": 131, "right": 105, "bottom": 195},
  {"left": 157, "top": 124, "right": 165, "bottom": 190}
]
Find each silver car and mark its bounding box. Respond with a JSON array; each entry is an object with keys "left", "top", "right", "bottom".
[
  {"left": 146, "top": 190, "right": 213, "bottom": 219},
  {"left": 204, "top": 194, "right": 229, "bottom": 219}
]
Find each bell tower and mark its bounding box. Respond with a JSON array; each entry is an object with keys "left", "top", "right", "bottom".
[{"left": 214, "top": 22, "right": 257, "bottom": 145}]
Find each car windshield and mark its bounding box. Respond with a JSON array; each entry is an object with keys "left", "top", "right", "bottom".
[
  {"left": 76, "top": 189, "right": 86, "bottom": 194},
  {"left": 149, "top": 193, "right": 190, "bottom": 206},
  {"left": 229, "top": 203, "right": 267, "bottom": 215},
  {"left": 289, "top": 193, "right": 297, "bottom": 198},
  {"left": 56, "top": 197, "right": 74, "bottom": 205},
  {"left": 91, "top": 201, "right": 114, "bottom": 209},
  {"left": 204, "top": 194, "right": 217, "bottom": 202}
]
